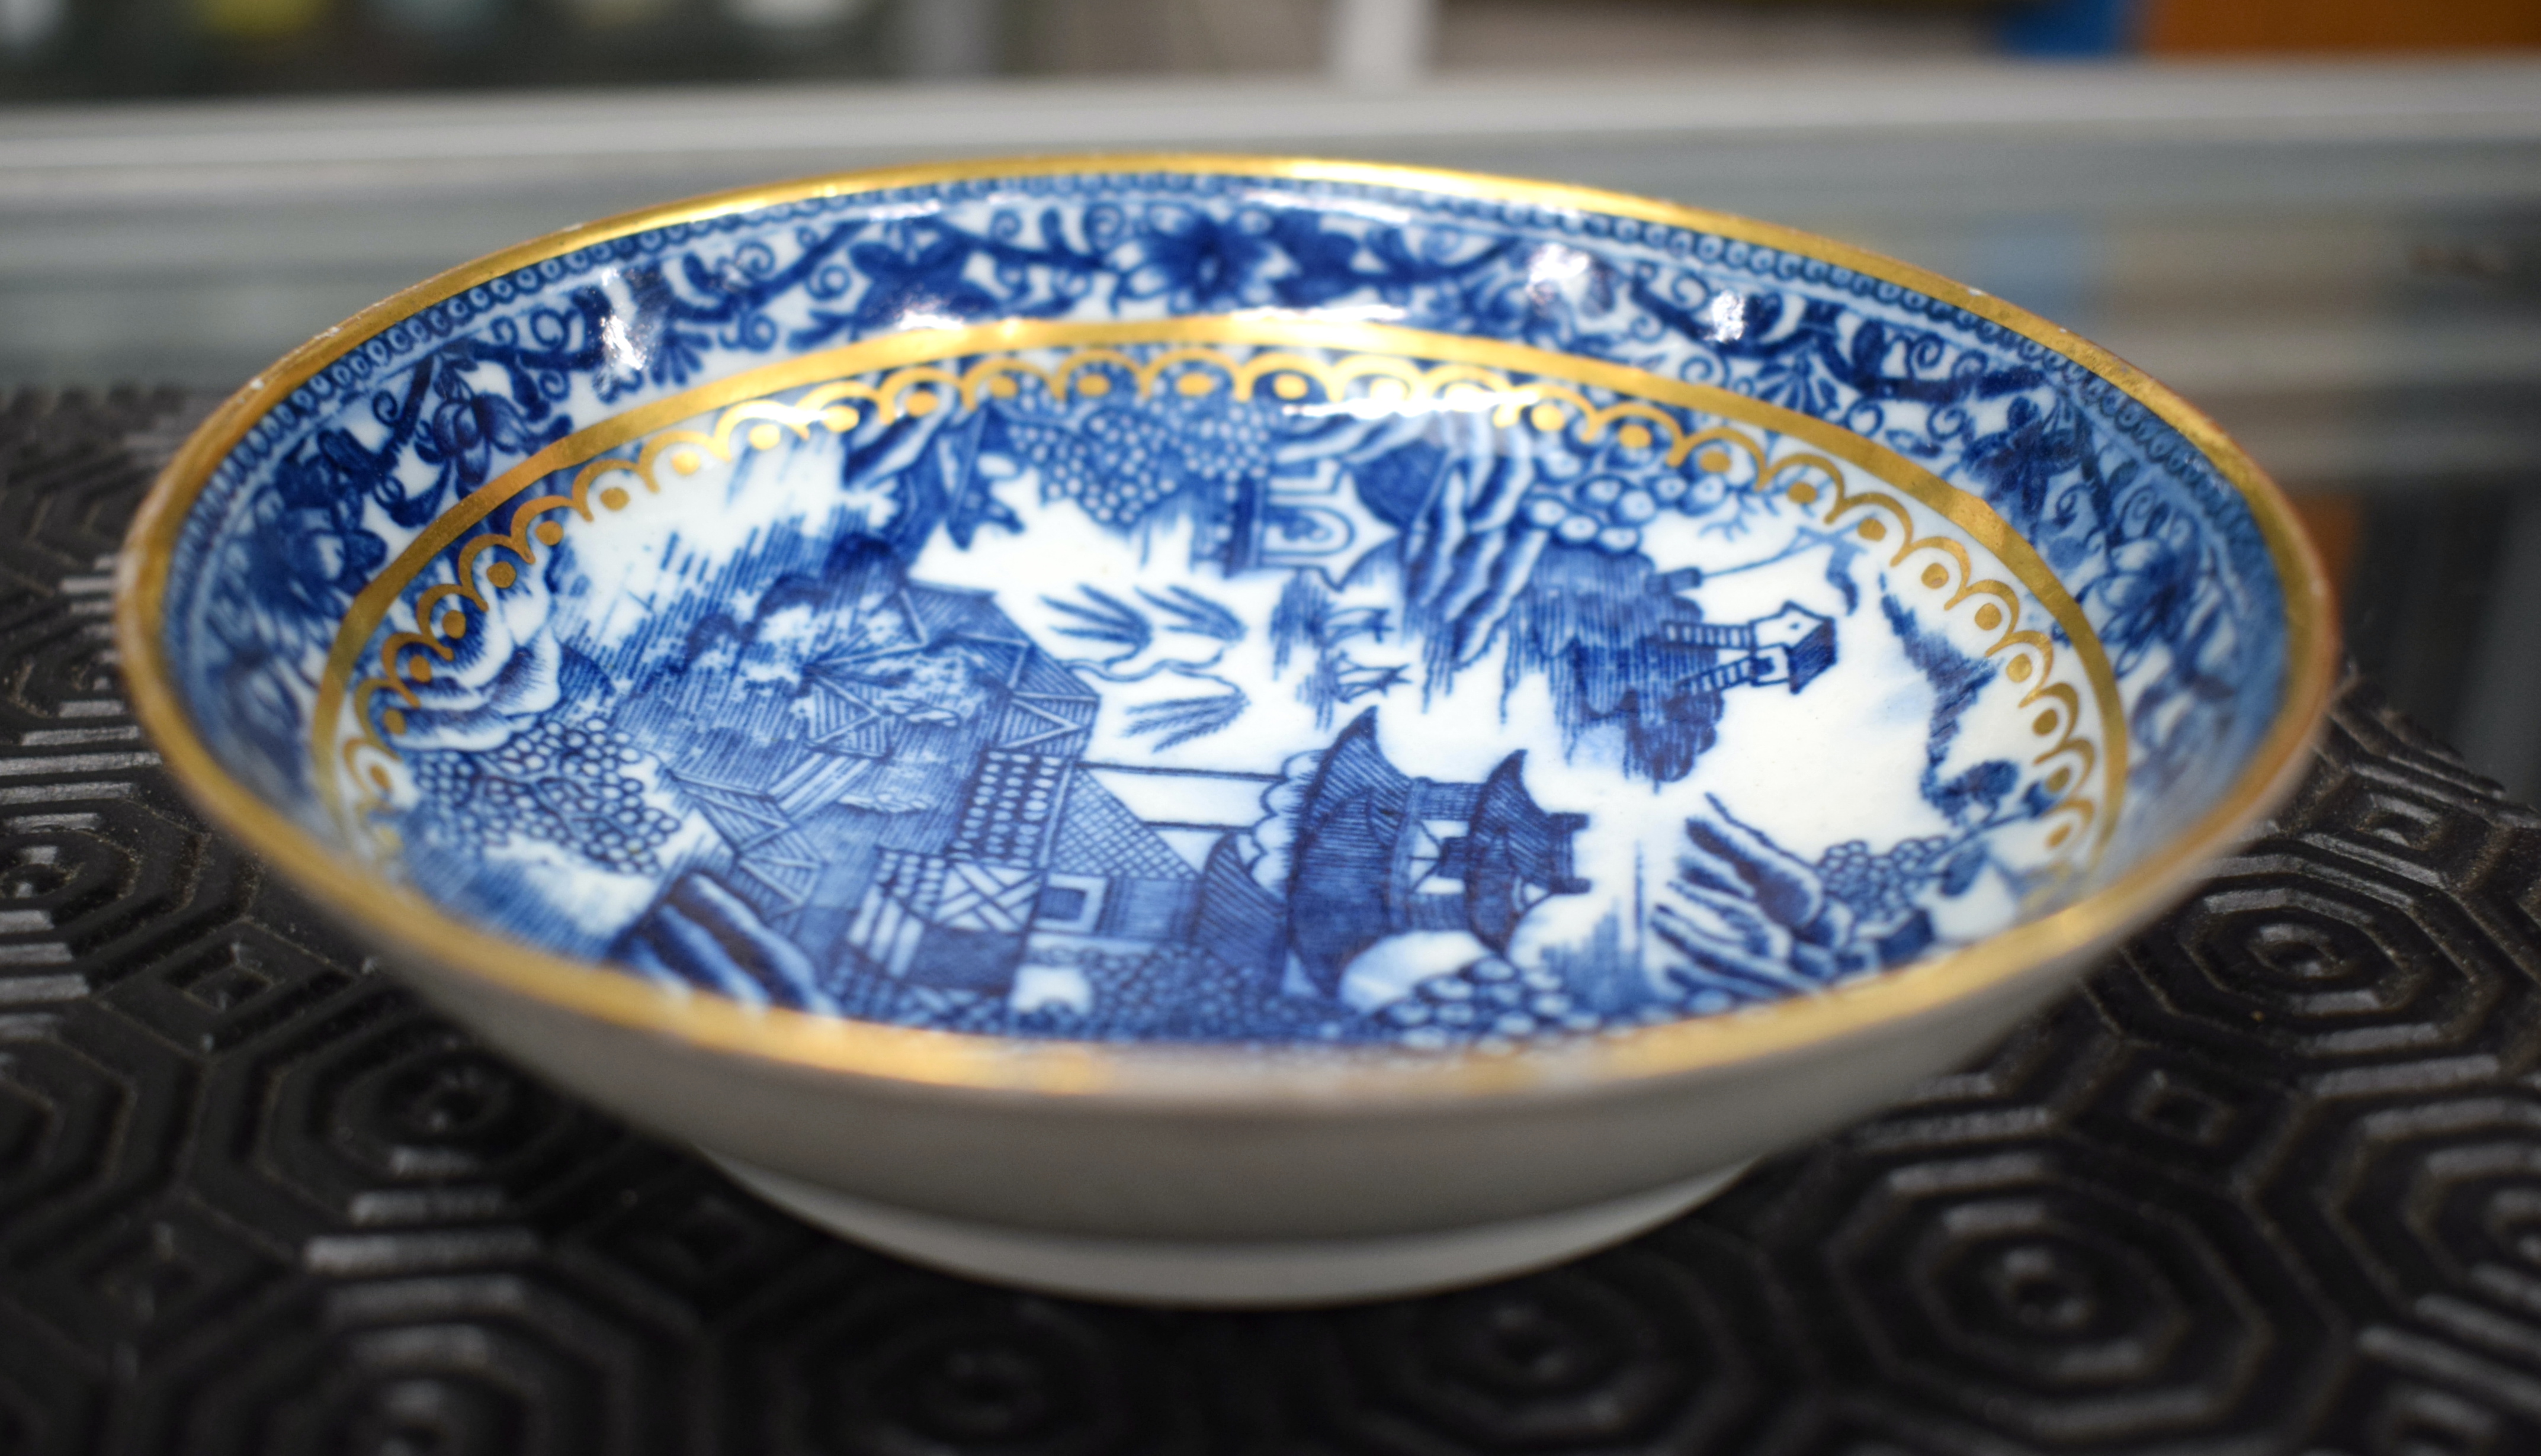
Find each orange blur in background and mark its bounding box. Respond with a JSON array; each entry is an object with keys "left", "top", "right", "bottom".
[{"left": 2142, "top": 0, "right": 2541, "bottom": 52}]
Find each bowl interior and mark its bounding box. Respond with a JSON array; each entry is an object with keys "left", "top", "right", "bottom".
[{"left": 137, "top": 159, "right": 2319, "bottom": 1052}]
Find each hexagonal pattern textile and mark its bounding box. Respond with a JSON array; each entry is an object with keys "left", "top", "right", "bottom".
[{"left": 8, "top": 387, "right": 2541, "bottom": 1455}]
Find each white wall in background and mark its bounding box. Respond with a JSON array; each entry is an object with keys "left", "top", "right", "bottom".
[
  {"left": 0, "top": 0, "right": 60, "bottom": 52},
  {"left": 1329, "top": 0, "right": 1434, "bottom": 89}
]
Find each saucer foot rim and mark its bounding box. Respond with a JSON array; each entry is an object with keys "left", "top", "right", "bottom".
[{"left": 708, "top": 1155, "right": 1751, "bottom": 1307}]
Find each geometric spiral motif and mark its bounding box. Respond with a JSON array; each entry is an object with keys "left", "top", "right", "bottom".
[{"left": 14, "top": 391, "right": 2541, "bottom": 1451}]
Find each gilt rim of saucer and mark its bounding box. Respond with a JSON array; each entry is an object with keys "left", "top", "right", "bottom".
[{"left": 114, "top": 153, "right": 2340, "bottom": 1106}]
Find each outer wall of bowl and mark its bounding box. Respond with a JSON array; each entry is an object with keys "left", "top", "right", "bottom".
[
  {"left": 119, "top": 156, "right": 2338, "bottom": 1253},
  {"left": 369, "top": 854, "right": 2232, "bottom": 1246}
]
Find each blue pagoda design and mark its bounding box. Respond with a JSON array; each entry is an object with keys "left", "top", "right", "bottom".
[
  {"left": 611, "top": 551, "right": 1229, "bottom": 999},
  {"left": 1283, "top": 710, "right": 1592, "bottom": 995},
  {"left": 606, "top": 551, "right": 1595, "bottom": 1011},
  {"left": 1654, "top": 602, "right": 1837, "bottom": 695}
]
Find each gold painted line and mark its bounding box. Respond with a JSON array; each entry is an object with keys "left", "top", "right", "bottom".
[
  {"left": 309, "top": 323, "right": 1077, "bottom": 828},
  {"left": 1377, "top": 329, "right": 2132, "bottom": 851},
  {"left": 313, "top": 315, "right": 2128, "bottom": 858},
  {"left": 115, "top": 154, "right": 2336, "bottom": 1101}
]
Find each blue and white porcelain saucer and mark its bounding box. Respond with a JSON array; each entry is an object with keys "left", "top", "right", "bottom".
[{"left": 121, "top": 157, "right": 2336, "bottom": 1303}]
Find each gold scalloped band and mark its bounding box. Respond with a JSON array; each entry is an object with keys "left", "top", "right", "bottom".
[
  {"left": 118, "top": 156, "right": 2334, "bottom": 1100},
  {"left": 313, "top": 317, "right": 2126, "bottom": 879}
]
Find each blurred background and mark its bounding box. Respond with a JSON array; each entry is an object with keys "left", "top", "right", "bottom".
[{"left": 1, "top": 0, "right": 2536, "bottom": 794}]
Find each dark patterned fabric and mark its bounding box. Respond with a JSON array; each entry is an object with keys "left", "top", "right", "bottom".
[{"left": 3, "top": 387, "right": 2538, "bottom": 1452}]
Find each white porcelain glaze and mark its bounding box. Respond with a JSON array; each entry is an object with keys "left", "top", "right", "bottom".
[{"left": 119, "top": 158, "right": 2335, "bottom": 1303}]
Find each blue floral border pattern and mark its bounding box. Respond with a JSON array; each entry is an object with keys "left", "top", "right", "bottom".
[{"left": 163, "top": 164, "right": 2287, "bottom": 918}]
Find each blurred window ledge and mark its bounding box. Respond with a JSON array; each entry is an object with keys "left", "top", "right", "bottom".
[
  {"left": 3, "top": 59, "right": 2533, "bottom": 448},
  {"left": 1, "top": 53, "right": 2536, "bottom": 789}
]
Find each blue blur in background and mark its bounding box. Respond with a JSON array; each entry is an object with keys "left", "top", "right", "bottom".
[{"left": 1998, "top": 0, "right": 2141, "bottom": 56}]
